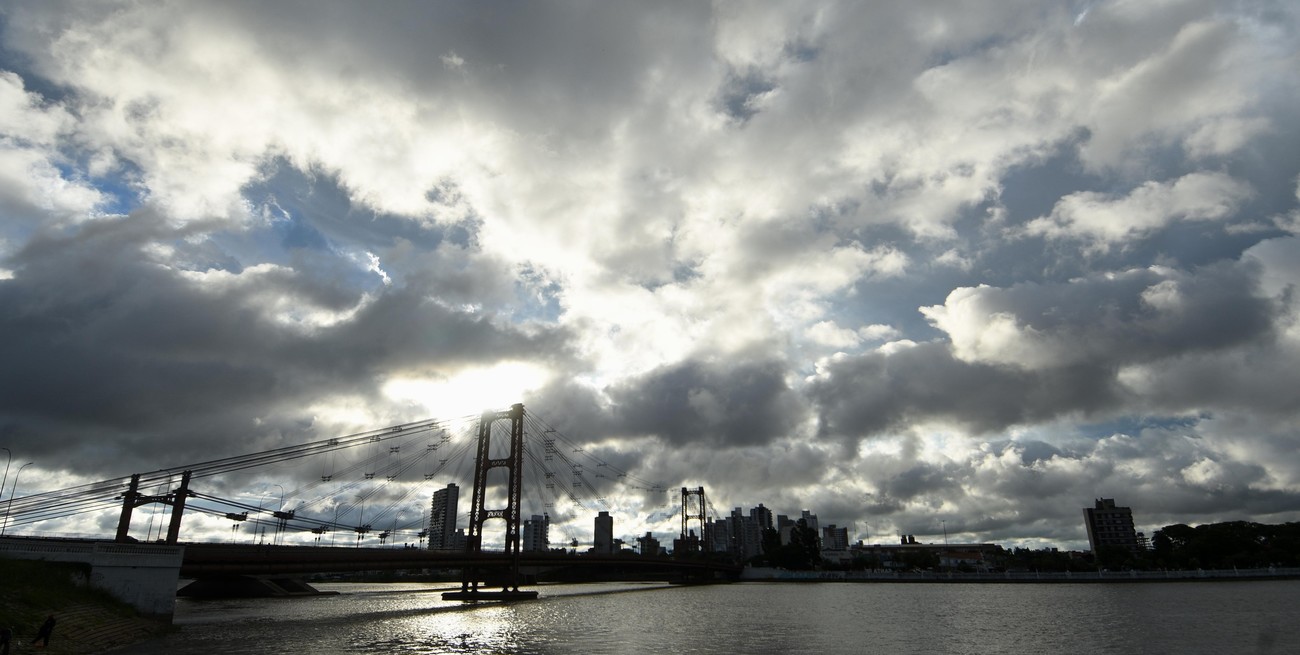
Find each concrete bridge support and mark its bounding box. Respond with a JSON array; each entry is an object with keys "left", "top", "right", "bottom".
[
  {"left": 0, "top": 538, "right": 184, "bottom": 620},
  {"left": 178, "top": 575, "right": 336, "bottom": 598}
]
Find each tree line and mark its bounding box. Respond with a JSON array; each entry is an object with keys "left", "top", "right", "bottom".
[
  {"left": 742, "top": 520, "right": 1300, "bottom": 572},
  {"left": 1023, "top": 520, "right": 1300, "bottom": 572},
  {"left": 1147, "top": 520, "right": 1300, "bottom": 570}
]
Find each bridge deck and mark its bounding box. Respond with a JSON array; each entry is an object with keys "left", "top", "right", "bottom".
[{"left": 181, "top": 543, "right": 741, "bottom": 577}]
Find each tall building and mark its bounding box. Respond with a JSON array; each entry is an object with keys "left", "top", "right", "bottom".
[
  {"left": 673, "top": 530, "right": 702, "bottom": 555},
  {"left": 705, "top": 518, "right": 730, "bottom": 553},
  {"left": 428, "top": 483, "right": 459, "bottom": 551},
  {"left": 593, "top": 510, "right": 614, "bottom": 554},
  {"left": 800, "top": 509, "right": 820, "bottom": 534},
  {"left": 1083, "top": 497, "right": 1139, "bottom": 554},
  {"left": 775, "top": 514, "right": 794, "bottom": 533},
  {"left": 750, "top": 504, "right": 774, "bottom": 532},
  {"left": 728, "top": 507, "right": 763, "bottom": 560},
  {"left": 801, "top": 510, "right": 821, "bottom": 549},
  {"left": 822, "top": 524, "right": 849, "bottom": 551},
  {"left": 637, "top": 532, "right": 661, "bottom": 556},
  {"left": 522, "top": 513, "right": 550, "bottom": 552}
]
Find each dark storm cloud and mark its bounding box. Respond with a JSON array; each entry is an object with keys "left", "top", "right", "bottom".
[
  {"left": 201, "top": 0, "right": 715, "bottom": 135},
  {"left": 807, "top": 341, "right": 1119, "bottom": 440},
  {"left": 946, "top": 262, "right": 1273, "bottom": 364},
  {"left": 527, "top": 379, "right": 618, "bottom": 437},
  {"left": 608, "top": 356, "right": 806, "bottom": 448},
  {"left": 882, "top": 462, "right": 963, "bottom": 503},
  {"left": 0, "top": 210, "right": 572, "bottom": 472}
]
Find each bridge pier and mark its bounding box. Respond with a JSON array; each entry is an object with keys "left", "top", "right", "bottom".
[{"left": 177, "top": 575, "right": 337, "bottom": 598}]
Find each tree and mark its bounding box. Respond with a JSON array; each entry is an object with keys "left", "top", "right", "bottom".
[
  {"left": 1151, "top": 521, "right": 1300, "bottom": 569},
  {"left": 757, "top": 520, "right": 823, "bottom": 570}
]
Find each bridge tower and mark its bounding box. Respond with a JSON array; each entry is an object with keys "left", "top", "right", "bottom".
[
  {"left": 443, "top": 403, "right": 538, "bottom": 601},
  {"left": 679, "top": 486, "right": 709, "bottom": 553},
  {"left": 115, "top": 470, "right": 194, "bottom": 544}
]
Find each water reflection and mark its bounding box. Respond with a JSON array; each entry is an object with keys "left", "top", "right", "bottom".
[{"left": 122, "top": 580, "right": 1300, "bottom": 654}]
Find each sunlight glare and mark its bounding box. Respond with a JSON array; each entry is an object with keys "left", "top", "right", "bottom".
[{"left": 382, "top": 362, "right": 552, "bottom": 418}]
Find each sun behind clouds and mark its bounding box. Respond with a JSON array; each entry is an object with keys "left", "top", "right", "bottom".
[{"left": 382, "top": 362, "right": 552, "bottom": 419}]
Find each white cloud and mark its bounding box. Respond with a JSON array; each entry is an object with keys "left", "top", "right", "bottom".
[
  {"left": 1077, "top": 16, "right": 1265, "bottom": 170},
  {"left": 0, "top": 71, "right": 70, "bottom": 144},
  {"left": 805, "top": 320, "right": 861, "bottom": 349},
  {"left": 858, "top": 324, "right": 900, "bottom": 343},
  {"left": 1184, "top": 116, "right": 1271, "bottom": 159},
  {"left": 1274, "top": 175, "right": 1300, "bottom": 235},
  {"left": 440, "top": 51, "right": 466, "bottom": 71},
  {"left": 0, "top": 71, "right": 105, "bottom": 227},
  {"left": 1024, "top": 172, "right": 1253, "bottom": 249},
  {"left": 923, "top": 253, "right": 1275, "bottom": 373}
]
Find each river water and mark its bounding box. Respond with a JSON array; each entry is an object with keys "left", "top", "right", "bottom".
[{"left": 121, "top": 579, "right": 1300, "bottom": 654}]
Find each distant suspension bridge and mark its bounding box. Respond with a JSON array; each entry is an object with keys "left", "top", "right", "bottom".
[{"left": 2, "top": 405, "right": 722, "bottom": 556}]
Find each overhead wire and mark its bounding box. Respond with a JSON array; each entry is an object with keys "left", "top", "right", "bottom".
[
  {"left": 1, "top": 416, "right": 472, "bottom": 531},
  {"left": 6, "top": 407, "right": 685, "bottom": 546}
]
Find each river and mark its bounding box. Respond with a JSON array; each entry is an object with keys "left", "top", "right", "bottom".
[{"left": 121, "top": 579, "right": 1300, "bottom": 654}]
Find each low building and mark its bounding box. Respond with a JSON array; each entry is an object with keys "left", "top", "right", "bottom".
[{"left": 849, "top": 542, "right": 1002, "bottom": 571}]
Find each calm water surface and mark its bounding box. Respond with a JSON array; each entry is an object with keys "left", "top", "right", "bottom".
[{"left": 122, "top": 580, "right": 1300, "bottom": 654}]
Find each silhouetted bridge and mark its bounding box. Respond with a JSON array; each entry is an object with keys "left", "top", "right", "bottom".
[
  {"left": 180, "top": 543, "right": 740, "bottom": 579},
  {"left": 5, "top": 404, "right": 733, "bottom": 604}
]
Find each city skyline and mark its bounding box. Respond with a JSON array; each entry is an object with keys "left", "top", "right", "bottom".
[{"left": 1, "top": 2, "right": 1299, "bottom": 552}]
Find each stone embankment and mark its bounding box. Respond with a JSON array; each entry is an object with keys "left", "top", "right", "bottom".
[{"left": 4, "top": 604, "right": 168, "bottom": 654}]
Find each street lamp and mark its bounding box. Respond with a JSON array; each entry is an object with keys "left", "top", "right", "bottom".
[
  {"left": 2, "top": 462, "right": 33, "bottom": 536},
  {"left": 273, "top": 484, "right": 285, "bottom": 545},
  {"left": 0, "top": 448, "right": 11, "bottom": 509},
  {"left": 256, "top": 492, "right": 274, "bottom": 544}
]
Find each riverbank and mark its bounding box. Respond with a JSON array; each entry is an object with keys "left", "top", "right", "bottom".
[
  {"left": 0, "top": 560, "right": 170, "bottom": 654},
  {"left": 742, "top": 565, "right": 1300, "bottom": 582}
]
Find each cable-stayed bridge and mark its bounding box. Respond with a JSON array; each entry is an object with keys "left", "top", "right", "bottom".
[
  {"left": 2, "top": 404, "right": 737, "bottom": 605},
  {"left": 7, "top": 405, "right": 665, "bottom": 545}
]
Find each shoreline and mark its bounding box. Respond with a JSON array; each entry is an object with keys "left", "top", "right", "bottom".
[{"left": 741, "top": 566, "right": 1300, "bottom": 583}]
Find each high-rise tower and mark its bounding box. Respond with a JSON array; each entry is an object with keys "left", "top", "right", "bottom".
[
  {"left": 1083, "top": 497, "right": 1139, "bottom": 554},
  {"left": 428, "top": 483, "right": 459, "bottom": 550},
  {"left": 593, "top": 510, "right": 614, "bottom": 554},
  {"left": 523, "top": 513, "right": 550, "bottom": 552}
]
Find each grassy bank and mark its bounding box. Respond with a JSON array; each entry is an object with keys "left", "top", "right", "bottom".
[{"left": 0, "top": 559, "right": 170, "bottom": 654}]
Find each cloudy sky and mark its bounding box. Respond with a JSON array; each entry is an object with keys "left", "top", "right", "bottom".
[{"left": 2, "top": 1, "right": 1299, "bottom": 550}]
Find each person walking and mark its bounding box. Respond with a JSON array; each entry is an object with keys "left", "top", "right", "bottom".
[
  {"left": 1, "top": 625, "right": 12, "bottom": 655},
  {"left": 30, "top": 615, "right": 55, "bottom": 648}
]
